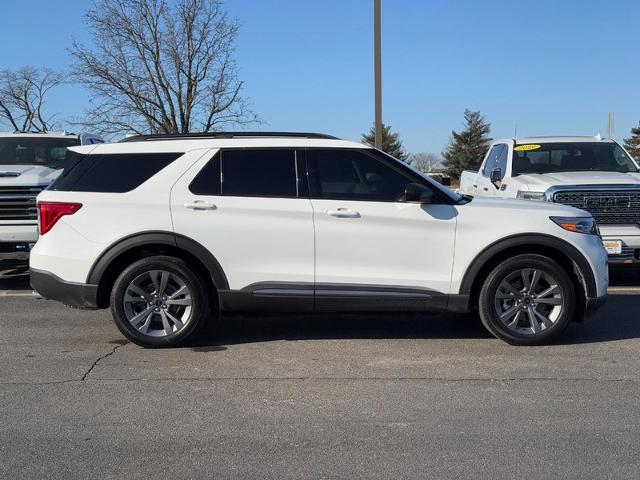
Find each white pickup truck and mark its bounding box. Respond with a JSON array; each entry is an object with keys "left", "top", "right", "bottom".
[
  {"left": 0, "top": 132, "right": 103, "bottom": 266},
  {"left": 459, "top": 136, "right": 640, "bottom": 265}
]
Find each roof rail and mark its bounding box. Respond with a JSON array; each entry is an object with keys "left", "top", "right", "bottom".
[{"left": 120, "top": 132, "right": 340, "bottom": 142}]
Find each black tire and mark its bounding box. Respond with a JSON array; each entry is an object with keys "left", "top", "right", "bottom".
[
  {"left": 478, "top": 254, "right": 576, "bottom": 346},
  {"left": 110, "top": 255, "right": 210, "bottom": 347}
]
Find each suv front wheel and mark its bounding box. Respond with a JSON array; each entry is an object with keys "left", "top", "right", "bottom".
[
  {"left": 478, "top": 254, "right": 576, "bottom": 346},
  {"left": 110, "top": 256, "right": 210, "bottom": 347}
]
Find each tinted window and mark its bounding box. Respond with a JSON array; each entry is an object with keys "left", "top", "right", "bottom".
[
  {"left": 0, "top": 137, "right": 80, "bottom": 169},
  {"left": 307, "top": 149, "right": 416, "bottom": 202},
  {"left": 49, "top": 153, "right": 181, "bottom": 193},
  {"left": 190, "top": 152, "right": 221, "bottom": 195},
  {"left": 222, "top": 149, "right": 297, "bottom": 197}
]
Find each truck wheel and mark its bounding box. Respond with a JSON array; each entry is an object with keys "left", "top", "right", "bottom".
[
  {"left": 110, "top": 256, "right": 210, "bottom": 348},
  {"left": 478, "top": 254, "right": 576, "bottom": 345}
]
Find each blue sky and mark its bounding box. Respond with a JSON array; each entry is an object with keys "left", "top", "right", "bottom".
[{"left": 1, "top": 0, "right": 639, "bottom": 154}]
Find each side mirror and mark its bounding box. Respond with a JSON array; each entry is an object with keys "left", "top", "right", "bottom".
[
  {"left": 490, "top": 168, "right": 503, "bottom": 184},
  {"left": 405, "top": 183, "right": 434, "bottom": 204}
]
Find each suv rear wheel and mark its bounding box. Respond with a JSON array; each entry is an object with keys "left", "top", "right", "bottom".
[
  {"left": 110, "top": 256, "right": 209, "bottom": 347},
  {"left": 478, "top": 254, "right": 576, "bottom": 346}
]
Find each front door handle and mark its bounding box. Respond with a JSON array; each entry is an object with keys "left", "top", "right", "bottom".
[
  {"left": 483, "top": 187, "right": 489, "bottom": 191},
  {"left": 184, "top": 200, "right": 217, "bottom": 210},
  {"left": 327, "top": 208, "right": 361, "bottom": 218}
]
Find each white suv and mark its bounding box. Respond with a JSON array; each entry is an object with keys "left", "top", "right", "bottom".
[{"left": 30, "top": 132, "right": 609, "bottom": 347}]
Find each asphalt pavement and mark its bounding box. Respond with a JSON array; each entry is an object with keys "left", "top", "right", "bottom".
[{"left": 1, "top": 269, "right": 640, "bottom": 479}]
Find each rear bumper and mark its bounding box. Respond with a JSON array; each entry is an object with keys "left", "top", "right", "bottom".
[{"left": 30, "top": 268, "right": 99, "bottom": 310}]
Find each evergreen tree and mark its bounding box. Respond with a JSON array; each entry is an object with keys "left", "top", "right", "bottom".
[
  {"left": 362, "top": 123, "right": 408, "bottom": 160},
  {"left": 442, "top": 110, "right": 492, "bottom": 178},
  {"left": 623, "top": 122, "right": 640, "bottom": 161}
]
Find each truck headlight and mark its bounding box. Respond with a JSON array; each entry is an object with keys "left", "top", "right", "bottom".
[
  {"left": 516, "top": 190, "right": 546, "bottom": 201},
  {"left": 550, "top": 216, "right": 599, "bottom": 236}
]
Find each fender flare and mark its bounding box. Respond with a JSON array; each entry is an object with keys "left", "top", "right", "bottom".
[
  {"left": 86, "top": 231, "right": 229, "bottom": 290},
  {"left": 459, "top": 233, "right": 597, "bottom": 298}
]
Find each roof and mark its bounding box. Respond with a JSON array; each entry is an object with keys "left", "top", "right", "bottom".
[
  {"left": 76, "top": 132, "right": 367, "bottom": 154},
  {"left": 0, "top": 131, "right": 80, "bottom": 139},
  {"left": 120, "top": 132, "right": 339, "bottom": 142},
  {"left": 494, "top": 135, "right": 615, "bottom": 145}
]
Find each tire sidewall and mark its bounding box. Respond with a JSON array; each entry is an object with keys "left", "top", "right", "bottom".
[
  {"left": 478, "top": 254, "right": 576, "bottom": 346},
  {"left": 110, "top": 256, "right": 209, "bottom": 347}
]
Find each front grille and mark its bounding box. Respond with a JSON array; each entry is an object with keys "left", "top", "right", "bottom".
[
  {"left": 0, "top": 186, "right": 43, "bottom": 221},
  {"left": 553, "top": 189, "right": 640, "bottom": 225}
]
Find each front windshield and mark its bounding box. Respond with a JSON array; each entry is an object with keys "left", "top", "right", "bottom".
[
  {"left": 0, "top": 137, "right": 80, "bottom": 170},
  {"left": 512, "top": 142, "right": 638, "bottom": 176}
]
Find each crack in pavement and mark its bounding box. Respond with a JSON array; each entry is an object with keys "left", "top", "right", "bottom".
[{"left": 81, "top": 342, "right": 129, "bottom": 381}]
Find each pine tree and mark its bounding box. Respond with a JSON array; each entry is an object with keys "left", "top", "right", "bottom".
[
  {"left": 623, "top": 122, "right": 640, "bottom": 161},
  {"left": 362, "top": 123, "right": 408, "bottom": 160},
  {"left": 442, "top": 110, "right": 492, "bottom": 178}
]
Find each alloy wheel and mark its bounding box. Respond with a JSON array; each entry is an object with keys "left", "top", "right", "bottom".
[
  {"left": 123, "top": 270, "right": 193, "bottom": 337},
  {"left": 493, "top": 268, "right": 565, "bottom": 336}
]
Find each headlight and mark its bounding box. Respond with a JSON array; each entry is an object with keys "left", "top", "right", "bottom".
[
  {"left": 550, "top": 216, "right": 600, "bottom": 236},
  {"left": 516, "top": 190, "right": 547, "bottom": 201}
]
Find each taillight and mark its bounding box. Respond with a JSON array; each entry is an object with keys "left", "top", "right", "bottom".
[{"left": 37, "top": 201, "right": 82, "bottom": 235}]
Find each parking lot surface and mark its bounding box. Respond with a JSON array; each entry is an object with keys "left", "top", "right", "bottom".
[{"left": 1, "top": 270, "right": 640, "bottom": 479}]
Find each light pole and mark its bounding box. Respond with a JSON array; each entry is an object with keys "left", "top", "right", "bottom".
[{"left": 374, "top": 0, "right": 382, "bottom": 149}]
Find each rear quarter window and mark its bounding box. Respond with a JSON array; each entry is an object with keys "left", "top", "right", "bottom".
[{"left": 49, "top": 152, "right": 182, "bottom": 193}]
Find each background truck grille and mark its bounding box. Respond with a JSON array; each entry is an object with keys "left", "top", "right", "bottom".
[
  {"left": 0, "top": 186, "right": 44, "bottom": 221},
  {"left": 553, "top": 190, "right": 640, "bottom": 225}
]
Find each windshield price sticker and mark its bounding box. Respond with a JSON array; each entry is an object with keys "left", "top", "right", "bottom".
[{"left": 514, "top": 144, "right": 542, "bottom": 152}]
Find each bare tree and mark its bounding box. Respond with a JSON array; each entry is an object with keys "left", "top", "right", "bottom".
[
  {"left": 70, "top": 0, "right": 258, "bottom": 136},
  {"left": 407, "top": 152, "right": 442, "bottom": 173},
  {"left": 0, "top": 67, "right": 63, "bottom": 132}
]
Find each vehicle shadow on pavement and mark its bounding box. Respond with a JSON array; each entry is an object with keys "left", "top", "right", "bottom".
[
  {"left": 196, "top": 312, "right": 493, "bottom": 348},
  {"left": 193, "top": 292, "right": 640, "bottom": 348}
]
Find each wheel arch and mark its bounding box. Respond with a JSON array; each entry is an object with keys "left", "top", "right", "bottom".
[
  {"left": 87, "top": 231, "right": 228, "bottom": 309},
  {"left": 459, "top": 234, "right": 596, "bottom": 316}
]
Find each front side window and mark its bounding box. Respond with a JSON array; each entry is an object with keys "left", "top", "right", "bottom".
[
  {"left": 512, "top": 142, "right": 639, "bottom": 175},
  {"left": 0, "top": 137, "right": 80, "bottom": 170},
  {"left": 495, "top": 145, "right": 508, "bottom": 178},
  {"left": 222, "top": 149, "right": 297, "bottom": 198},
  {"left": 307, "top": 149, "right": 419, "bottom": 202},
  {"left": 482, "top": 144, "right": 505, "bottom": 176}
]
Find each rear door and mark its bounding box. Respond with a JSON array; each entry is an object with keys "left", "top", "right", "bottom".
[
  {"left": 305, "top": 148, "right": 457, "bottom": 310},
  {"left": 170, "top": 148, "right": 315, "bottom": 302}
]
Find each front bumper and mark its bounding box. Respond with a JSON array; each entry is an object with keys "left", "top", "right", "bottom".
[
  {"left": 30, "top": 268, "right": 99, "bottom": 310},
  {"left": 600, "top": 230, "right": 640, "bottom": 265}
]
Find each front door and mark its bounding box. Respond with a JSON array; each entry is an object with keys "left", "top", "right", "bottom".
[{"left": 305, "top": 148, "right": 457, "bottom": 311}]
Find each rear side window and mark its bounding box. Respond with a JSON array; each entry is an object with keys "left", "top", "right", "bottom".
[
  {"left": 221, "top": 149, "right": 297, "bottom": 197},
  {"left": 189, "top": 152, "right": 221, "bottom": 195},
  {"left": 49, "top": 152, "right": 182, "bottom": 193}
]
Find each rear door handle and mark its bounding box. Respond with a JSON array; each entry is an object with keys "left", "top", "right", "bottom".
[
  {"left": 184, "top": 201, "right": 217, "bottom": 210},
  {"left": 483, "top": 187, "right": 489, "bottom": 191},
  {"left": 327, "top": 208, "right": 361, "bottom": 218}
]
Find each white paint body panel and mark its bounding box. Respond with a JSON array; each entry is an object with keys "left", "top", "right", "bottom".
[
  {"left": 311, "top": 199, "right": 456, "bottom": 293},
  {"left": 170, "top": 150, "right": 314, "bottom": 290}
]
